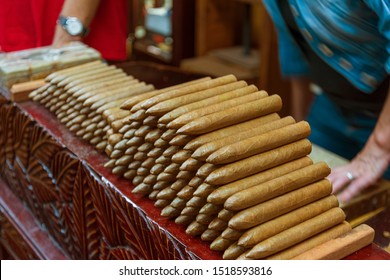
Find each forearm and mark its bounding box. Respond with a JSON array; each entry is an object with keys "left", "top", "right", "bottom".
[
  {"left": 365, "top": 87, "right": 390, "bottom": 159},
  {"left": 59, "top": 0, "right": 101, "bottom": 27},
  {"left": 53, "top": 0, "right": 100, "bottom": 47}
]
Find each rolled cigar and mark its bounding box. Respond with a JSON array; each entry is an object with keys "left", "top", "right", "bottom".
[
  {"left": 207, "top": 157, "right": 313, "bottom": 205},
  {"left": 175, "top": 215, "right": 196, "bottom": 226},
  {"left": 188, "top": 176, "right": 204, "bottom": 188},
  {"left": 115, "top": 155, "right": 133, "bottom": 166},
  {"left": 246, "top": 207, "right": 346, "bottom": 259},
  {"left": 104, "top": 159, "right": 116, "bottom": 169},
  {"left": 154, "top": 138, "right": 168, "bottom": 148},
  {"left": 193, "top": 183, "right": 216, "bottom": 198},
  {"left": 180, "top": 158, "right": 203, "bottom": 171},
  {"left": 154, "top": 199, "right": 170, "bottom": 208},
  {"left": 196, "top": 213, "right": 216, "bottom": 225},
  {"left": 229, "top": 179, "right": 333, "bottom": 230},
  {"left": 164, "top": 163, "right": 180, "bottom": 174},
  {"left": 110, "top": 149, "right": 124, "bottom": 159},
  {"left": 132, "top": 175, "right": 145, "bottom": 186},
  {"left": 223, "top": 242, "right": 248, "bottom": 260},
  {"left": 143, "top": 174, "right": 157, "bottom": 185},
  {"left": 96, "top": 141, "right": 107, "bottom": 151},
  {"left": 160, "top": 129, "right": 177, "bottom": 142},
  {"left": 157, "top": 187, "right": 177, "bottom": 200},
  {"left": 112, "top": 166, "right": 127, "bottom": 176},
  {"left": 157, "top": 172, "right": 176, "bottom": 182},
  {"left": 155, "top": 155, "right": 170, "bottom": 165},
  {"left": 128, "top": 109, "right": 147, "bottom": 121},
  {"left": 89, "top": 85, "right": 155, "bottom": 111},
  {"left": 148, "top": 81, "right": 248, "bottom": 116},
  {"left": 148, "top": 190, "right": 159, "bottom": 200},
  {"left": 108, "top": 133, "right": 123, "bottom": 146},
  {"left": 114, "top": 139, "right": 128, "bottom": 151},
  {"left": 201, "top": 229, "right": 221, "bottom": 242},
  {"left": 169, "top": 134, "right": 193, "bottom": 147},
  {"left": 304, "top": 225, "right": 373, "bottom": 260},
  {"left": 119, "top": 124, "right": 132, "bottom": 134},
  {"left": 159, "top": 84, "right": 259, "bottom": 124},
  {"left": 75, "top": 78, "right": 135, "bottom": 101},
  {"left": 152, "top": 181, "right": 170, "bottom": 191},
  {"left": 186, "top": 221, "right": 208, "bottom": 236},
  {"left": 138, "top": 142, "right": 153, "bottom": 153},
  {"left": 132, "top": 183, "right": 153, "bottom": 196},
  {"left": 139, "top": 75, "right": 237, "bottom": 110},
  {"left": 171, "top": 149, "right": 192, "bottom": 164},
  {"left": 126, "top": 136, "right": 143, "bottom": 146},
  {"left": 236, "top": 252, "right": 254, "bottom": 260},
  {"left": 141, "top": 157, "right": 155, "bottom": 169},
  {"left": 144, "top": 129, "right": 163, "bottom": 143},
  {"left": 171, "top": 197, "right": 187, "bottom": 209},
  {"left": 120, "top": 77, "right": 211, "bottom": 110},
  {"left": 199, "top": 203, "right": 222, "bottom": 215},
  {"left": 195, "top": 163, "right": 219, "bottom": 178},
  {"left": 134, "top": 125, "right": 152, "bottom": 137},
  {"left": 225, "top": 161, "right": 331, "bottom": 211},
  {"left": 177, "top": 95, "right": 282, "bottom": 135},
  {"left": 221, "top": 227, "right": 244, "bottom": 241},
  {"left": 147, "top": 147, "right": 163, "bottom": 158},
  {"left": 206, "top": 139, "right": 312, "bottom": 186},
  {"left": 177, "top": 185, "right": 195, "bottom": 200},
  {"left": 187, "top": 196, "right": 206, "bottom": 208},
  {"left": 266, "top": 221, "right": 352, "bottom": 260},
  {"left": 218, "top": 209, "right": 235, "bottom": 221},
  {"left": 181, "top": 206, "right": 200, "bottom": 216},
  {"left": 105, "top": 144, "right": 113, "bottom": 156},
  {"left": 143, "top": 116, "right": 158, "bottom": 126},
  {"left": 162, "top": 146, "right": 181, "bottom": 158},
  {"left": 161, "top": 205, "right": 182, "bottom": 217},
  {"left": 192, "top": 116, "right": 295, "bottom": 161},
  {"left": 168, "top": 91, "right": 269, "bottom": 129},
  {"left": 166, "top": 179, "right": 186, "bottom": 192},
  {"left": 123, "top": 129, "right": 137, "bottom": 139},
  {"left": 150, "top": 164, "right": 165, "bottom": 175},
  {"left": 136, "top": 167, "right": 150, "bottom": 176},
  {"left": 46, "top": 60, "right": 105, "bottom": 80},
  {"left": 176, "top": 170, "right": 194, "bottom": 180},
  {"left": 133, "top": 152, "right": 147, "bottom": 162},
  {"left": 207, "top": 121, "right": 311, "bottom": 164},
  {"left": 208, "top": 217, "right": 228, "bottom": 231},
  {"left": 125, "top": 146, "right": 138, "bottom": 156},
  {"left": 238, "top": 195, "right": 339, "bottom": 248},
  {"left": 184, "top": 113, "right": 280, "bottom": 151},
  {"left": 210, "top": 236, "right": 234, "bottom": 251},
  {"left": 83, "top": 82, "right": 146, "bottom": 107},
  {"left": 123, "top": 169, "right": 137, "bottom": 180}
]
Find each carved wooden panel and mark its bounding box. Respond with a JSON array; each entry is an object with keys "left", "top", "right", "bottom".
[
  {"left": 0, "top": 101, "right": 205, "bottom": 259},
  {"left": 0, "top": 211, "right": 39, "bottom": 260}
]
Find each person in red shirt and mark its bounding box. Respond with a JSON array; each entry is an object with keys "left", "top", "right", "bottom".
[{"left": 0, "top": 0, "right": 129, "bottom": 61}]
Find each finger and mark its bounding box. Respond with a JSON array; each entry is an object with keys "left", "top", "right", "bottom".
[{"left": 337, "top": 175, "right": 374, "bottom": 202}]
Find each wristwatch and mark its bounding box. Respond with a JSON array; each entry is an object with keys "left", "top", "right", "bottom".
[{"left": 58, "top": 15, "right": 89, "bottom": 37}]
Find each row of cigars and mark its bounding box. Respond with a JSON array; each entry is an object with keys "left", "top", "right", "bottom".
[{"left": 29, "top": 61, "right": 370, "bottom": 260}]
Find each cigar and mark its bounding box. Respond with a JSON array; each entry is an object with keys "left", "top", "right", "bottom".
[
  {"left": 228, "top": 179, "right": 333, "bottom": 230},
  {"left": 205, "top": 139, "right": 312, "bottom": 185}
]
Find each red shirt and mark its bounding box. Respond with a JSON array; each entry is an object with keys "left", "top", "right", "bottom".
[{"left": 0, "top": 0, "right": 128, "bottom": 61}]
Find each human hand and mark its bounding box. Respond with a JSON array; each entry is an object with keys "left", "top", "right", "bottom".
[
  {"left": 52, "top": 24, "right": 82, "bottom": 48},
  {"left": 328, "top": 137, "right": 390, "bottom": 203}
]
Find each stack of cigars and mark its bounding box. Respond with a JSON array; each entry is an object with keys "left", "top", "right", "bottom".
[{"left": 29, "top": 62, "right": 374, "bottom": 260}]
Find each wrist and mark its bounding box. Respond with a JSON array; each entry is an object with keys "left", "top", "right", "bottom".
[{"left": 57, "top": 15, "right": 89, "bottom": 37}]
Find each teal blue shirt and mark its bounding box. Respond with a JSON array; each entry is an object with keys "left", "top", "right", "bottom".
[{"left": 262, "top": 0, "right": 390, "bottom": 93}]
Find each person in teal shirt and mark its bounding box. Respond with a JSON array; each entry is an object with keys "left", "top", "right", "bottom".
[{"left": 262, "top": 0, "right": 390, "bottom": 202}]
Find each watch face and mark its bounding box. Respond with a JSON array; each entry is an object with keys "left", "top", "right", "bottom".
[{"left": 66, "top": 18, "right": 83, "bottom": 36}]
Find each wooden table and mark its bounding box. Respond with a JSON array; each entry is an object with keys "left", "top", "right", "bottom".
[{"left": 0, "top": 62, "right": 389, "bottom": 260}]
